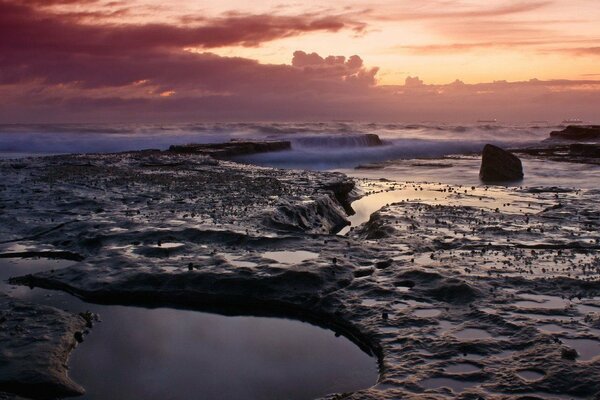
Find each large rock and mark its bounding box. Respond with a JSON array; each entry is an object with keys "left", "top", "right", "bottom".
[
  {"left": 168, "top": 140, "right": 291, "bottom": 158},
  {"left": 549, "top": 125, "right": 600, "bottom": 141},
  {"left": 479, "top": 144, "right": 524, "bottom": 182},
  {"left": 363, "top": 134, "right": 383, "bottom": 146},
  {"left": 0, "top": 294, "right": 87, "bottom": 399}
]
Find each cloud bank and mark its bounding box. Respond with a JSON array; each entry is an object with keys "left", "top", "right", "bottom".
[{"left": 0, "top": 0, "right": 598, "bottom": 122}]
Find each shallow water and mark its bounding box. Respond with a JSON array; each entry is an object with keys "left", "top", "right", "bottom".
[
  {"left": 515, "top": 293, "right": 571, "bottom": 310},
  {"left": 262, "top": 250, "right": 319, "bottom": 264},
  {"left": 338, "top": 181, "right": 550, "bottom": 235},
  {"left": 420, "top": 377, "right": 480, "bottom": 393},
  {"left": 342, "top": 157, "right": 600, "bottom": 190},
  {"left": 453, "top": 328, "right": 493, "bottom": 340},
  {"left": 445, "top": 363, "right": 481, "bottom": 374},
  {"left": 517, "top": 370, "right": 545, "bottom": 381},
  {"left": 0, "top": 258, "right": 378, "bottom": 400},
  {"left": 561, "top": 338, "right": 600, "bottom": 361},
  {"left": 414, "top": 308, "right": 443, "bottom": 318}
]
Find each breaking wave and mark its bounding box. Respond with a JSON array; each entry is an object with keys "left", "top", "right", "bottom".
[{"left": 0, "top": 121, "right": 553, "bottom": 168}]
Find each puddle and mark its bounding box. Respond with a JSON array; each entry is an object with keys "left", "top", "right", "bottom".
[
  {"left": 392, "top": 302, "right": 408, "bottom": 311},
  {"left": 337, "top": 181, "right": 549, "bottom": 235},
  {"left": 438, "top": 320, "right": 458, "bottom": 332},
  {"left": 0, "top": 258, "right": 378, "bottom": 400},
  {"left": 262, "top": 251, "right": 319, "bottom": 264},
  {"left": 577, "top": 304, "right": 600, "bottom": 315},
  {"left": 517, "top": 370, "right": 545, "bottom": 381},
  {"left": 420, "top": 377, "right": 480, "bottom": 393},
  {"left": 414, "top": 308, "right": 443, "bottom": 318},
  {"left": 508, "top": 312, "right": 569, "bottom": 322},
  {"left": 152, "top": 242, "right": 185, "bottom": 249},
  {"left": 539, "top": 324, "right": 573, "bottom": 334},
  {"left": 515, "top": 294, "right": 570, "bottom": 310},
  {"left": 562, "top": 338, "right": 600, "bottom": 361},
  {"left": 338, "top": 188, "right": 445, "bottom": 235},
  {"left": 445, "top": 363, "right": 481, "bottom": 374},
  {"left": 463, "top": 354, "right": 485, "bottom": 361},
  {"left": 453, "top": 328, "right": 492, "bottom": 340},
  {"left": 494, "top": 350, "right": 517, "bottom": 359},
  {"left": 361, "top": 299, "right": 384, "bottom": 307},
  {"left": 513, "top": 392, "right": 586, "bottom": 400},
  {"left": 222, "top": 254, "right": 259, "bottom": 268}
]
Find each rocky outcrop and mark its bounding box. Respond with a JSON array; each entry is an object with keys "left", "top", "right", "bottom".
[
  {"left": 364, "top": 134, "right": 383, "bottom": 146},
  {"left": 479, "top": 144, "right": 524, "bottom": 182},
  {"left": 569, "top": 143, "right": 600, "bottom": 158},
  {"left": 0, "top": 294, "right": 87, "bottom": 399},
  {"left": 5, "top": 153, "right": 600, "bottom": 400},
  {"left": 549, "top": 125, "right": 600, "bottom": 141},
  {"left": 168, "top": 140, "right": 291, "bottom": 158},
  {"left": 511, "top": 143, "right": 600, "bottom": 165},
  {"left": 320, "top": 177, "right": 357, "bottom": 215},
  {"left": 264, "top": 195, "right": 349, "bottom": 234}
]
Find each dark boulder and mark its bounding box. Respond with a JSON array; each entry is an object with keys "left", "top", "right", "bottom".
[
  {"left": 168, "top": 140, "right": 291, "bottom": 158},
  {"left": 550, "top": 125, "right": 600, "bottom": 141},
  {"left": 479, "top": 144, "right": 524, "bottom": 182},
  {"left": 364, "top": 134, "right": 384, "bottom": 146}
]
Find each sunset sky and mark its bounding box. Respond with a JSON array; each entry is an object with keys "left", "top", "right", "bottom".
[{"left": 1, "top": 0, "right": 599, "bottom": 122}]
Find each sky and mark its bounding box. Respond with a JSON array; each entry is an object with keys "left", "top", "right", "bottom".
[{"left": 0, "top": 0, "right": 599, "bottom": 122}]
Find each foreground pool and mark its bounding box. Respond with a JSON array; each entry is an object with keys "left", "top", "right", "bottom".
[{"left": 0, "top": 258, "right": 378, "bottom": 400}]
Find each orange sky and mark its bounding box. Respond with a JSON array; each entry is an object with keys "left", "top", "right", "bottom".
[
  {"left": 0, "top": 0, "right": 598, "bottom": 122},
  {"left": 70, "top": 0, "right": 600, "bottom": 85}
]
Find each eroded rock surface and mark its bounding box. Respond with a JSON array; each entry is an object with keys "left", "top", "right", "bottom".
[
  {"left": 2, "top": 152, "right": 600, "bottom": 399},
  {"left": 168, "top": 140, "right": 291, "bottom": 158},
  {"left": 0, "top": 294, "right": 87, "bottom": 399}
]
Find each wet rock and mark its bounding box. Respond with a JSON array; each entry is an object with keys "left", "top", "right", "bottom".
[
  {"left": 549, "top": 125, "right": 600, "bottom": 141},
  {"left": 321, "top": 177, "right": 357, "bottom": 215},
  {"left": 375, "top": 259, "right": 393, "bottom": 269},
  {"left": 0, "top": 294, "right": 87, "bottom": 399},
  {"left": 355, "top": 213, "right": 396, "bottom": 239},
  {"left": 364, "top": 134, "right": 384, "bottom": 146},
  {"left": 479, "top": 144, "right": 524, "bottom": 182},
  {"left": 561, "top": 347, "right": 578, "bottom": 360},
  {"left": 265, "top": 195, "right": 349, "bottom": 234},
  {"left": 168, "top": 140, "right": 291, "bottom": 158},
  {"left": 569, "top": 143, "right": 600, "bottom": 158},
  {"left": 426, "top": 280, "right": 480, "bottom": 304},
  {"left": 4, "top": 154, "right": 600, "bottom": 399}
]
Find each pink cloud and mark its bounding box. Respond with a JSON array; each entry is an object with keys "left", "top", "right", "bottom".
[{"left": 0, "top": 0, "right": 598, "bottom": 123}]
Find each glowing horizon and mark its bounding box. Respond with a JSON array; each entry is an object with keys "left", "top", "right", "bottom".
[{"left": 0, "top": 0, "right": 598, "bottom": 122}]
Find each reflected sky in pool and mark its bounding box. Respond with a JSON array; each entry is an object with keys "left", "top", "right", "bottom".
[{"left": 0, "top": 258, "right": 378, "bottom": 400}]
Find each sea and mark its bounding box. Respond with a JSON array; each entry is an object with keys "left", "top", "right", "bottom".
[{"left": 1, "top": 121, "right": 599, "bottom": 188}]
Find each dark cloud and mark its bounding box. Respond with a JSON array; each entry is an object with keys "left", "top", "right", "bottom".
[
  {"left": 0, "top": 0, "right": 598, "bottom": 123},
  {"left": 0, "top": 1, "right": 364, "bottom": 56}
]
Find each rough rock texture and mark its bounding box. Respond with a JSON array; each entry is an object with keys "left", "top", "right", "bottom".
[
  {"left": 364, "top": 134, "right": 384, "bottom": 146},
  {"left": 549, "top": 125, "right": 600, "bottom": 141},
  {"left": 2, "top": 153, "right": 600, "bottom": 399},
  {"left": 480, "top": 144, "right": 524, "bottom": 182},
  {"left": 0, "top": 151, "right": 354, "bottom": 247},
  {"left": 511, "top": 143, "right": 600, "bottom": 165},
  {"left": 0, "top": 294, "right": 87, "bottom": 399},
  {"left": 168, "top": 140, "right": 291, "bottom": 158}
]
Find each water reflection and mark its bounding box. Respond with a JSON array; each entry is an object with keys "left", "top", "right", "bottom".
[{"left": 0, "top": 258, "right": 377, "bottom": 400}]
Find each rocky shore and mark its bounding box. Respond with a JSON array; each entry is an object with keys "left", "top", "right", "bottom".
[{"left": 1, "top": 144, "right": 600, "bottom": 399}]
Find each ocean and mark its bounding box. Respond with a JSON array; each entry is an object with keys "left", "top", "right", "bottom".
[{"left": 1, "top": 121, "right": 599, "bottom": 188}]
